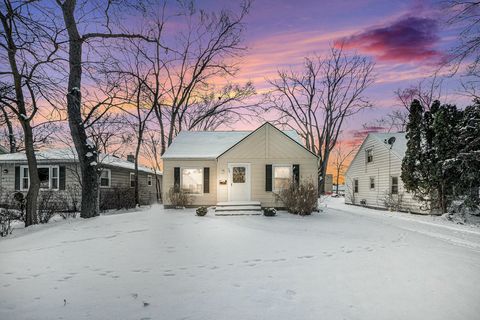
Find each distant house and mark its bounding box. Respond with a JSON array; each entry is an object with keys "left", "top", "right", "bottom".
[
  {"left": 345, "top": 132, "right": 425, "bottom": 214},
  {"left": 162, "top": 122, "right": 318, "bottom": 210},
  {"left": 0, "top": 149, "right": 161, "bottom": 207}
]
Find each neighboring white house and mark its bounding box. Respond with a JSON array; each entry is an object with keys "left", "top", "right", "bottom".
[
  {"left": 345, "top": 132, "right": 426, "bottom": 214},
  {"left": 162, "top": 122, "right": 318, "bottom": 209}
]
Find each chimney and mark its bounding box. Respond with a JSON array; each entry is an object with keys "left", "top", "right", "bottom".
[{"left": 127, "top": 154, "right": 135, "bottom": 163}]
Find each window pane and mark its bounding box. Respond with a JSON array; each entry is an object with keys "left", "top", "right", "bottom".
[
  {"left": 232, "top": 167, "right": 245, "bottom": 183},
  {"left": 182, "top": 168, "right": 203, "bottom": 194},
  {"left": 130, "top": 173, "right": 135, "bottom": 188},
  {"left": 52, "top": 167, "right": 58, "bottom": 178},
  {"left": 274, "top": 166, "right": 291, "bottom": 191},
  {"left": 38, "top": 168, "right": 50, "bottom": 189},
  {"left": 52, "top": 178, "right": 58, "bottom": 189},
  {"left": 23, "top": 167, "right": 29, "bottom": 177},
  {"left": 101, "top": 178, "right": 109, "bottom": 187},
  {"left": 22, "top": 177, "right": 29, "bottom": 189}
]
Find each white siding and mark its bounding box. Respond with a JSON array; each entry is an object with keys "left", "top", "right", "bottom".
[{"left": 344, "top": 135, "right": 426, "bottom": 213}]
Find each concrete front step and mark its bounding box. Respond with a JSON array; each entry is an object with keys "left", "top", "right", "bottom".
[
  {"left": 215, "top": 205, "right": 262, "bottom": 212},
  {"left": 216, "top": 201, "right": 261, "bottom": 207},
  {"left": 215, "top": 201, "right": 262, "bottom": 216}
]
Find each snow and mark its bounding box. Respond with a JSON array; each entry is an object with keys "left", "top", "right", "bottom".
[
  {"left": 0, "top": 148, "right": 157, "bottom": 174},
  {"left": 162, "top": 128, "right": 301, "bottom": 159},
  {"left": 1, "top": 200, "right": 480, "bottom": 320},
  {"left": 85, "top": 152, "right": 93, "bottom": 158}
]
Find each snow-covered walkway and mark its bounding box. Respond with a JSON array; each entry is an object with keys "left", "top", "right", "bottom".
[{"left": 1, "top": 200, "right": 479, "bottom": 320}]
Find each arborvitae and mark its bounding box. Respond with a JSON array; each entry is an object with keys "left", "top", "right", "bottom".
[
  {"left": 432, "top": 104, "right": 463, "bottom": 213},
  {"left": 453, "top": 101, "right": 480, "bottom": 210},
  {"left": 401, "top": 99, "right": 424, "bottom": 198}
]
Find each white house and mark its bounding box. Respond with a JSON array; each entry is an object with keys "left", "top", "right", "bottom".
[
  {"left": 345, "top": 132, "right": 426, "bottom": 213},
  {"left": 162, "top": 122, "right": 318, "bottom": 212}
]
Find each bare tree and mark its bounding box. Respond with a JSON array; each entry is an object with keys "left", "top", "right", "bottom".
[
  {"left": 0, "top": 1, "right": 61, "bottom": 226},
  {"left": 264, "top": 46, "right": 374, "bottom": 193},
  {"left": 158, "top": 0, "right": 252, "bottom": 151},
  {"left": 443, "top": 1, "right": 480, "bottom": 75},
  {"left": 330, "top": 141, "right": 358, "bottom": 194},
  {"left": 55, "top": 0, "right": 153, "bottom": 218},
  {"left": 365, "top": 76, "right": 444, "bottom": 133}
]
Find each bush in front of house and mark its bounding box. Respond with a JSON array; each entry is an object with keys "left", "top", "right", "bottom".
[
  {"left": 277, "top": 180, "right": 318, "bottom": 216},
  {"left": 196, "top": 206, "right": 208, "bottom": 216},
  {"left": 100, "top": 187, "right": 136, "bottom": 211},
  {"left": 168, "top": 187, "right": 191, "bottom": 208},
  {"left": 263, "top": 207, "right": 276, "bottom": 216}
]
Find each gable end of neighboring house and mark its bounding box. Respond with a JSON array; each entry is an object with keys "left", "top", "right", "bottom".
[
  {"left": 344, "top": 133, "right": 426, "bottom": 214},
  {"left": 162, "top": 122, "right": 318, "bottom": 208}
]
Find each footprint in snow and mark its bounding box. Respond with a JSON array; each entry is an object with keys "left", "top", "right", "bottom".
[
  {"left": 345, "top": 250, "right": 353, "bottom": 254},
  {"left": 285, "top": 289, "right": 297, "bottom": 299},
  {"left": 163, "top": 273, "right": 175, "bottom": 277}
]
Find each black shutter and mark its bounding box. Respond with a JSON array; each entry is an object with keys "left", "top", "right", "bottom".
[
  {"left": 174, "top": 167, "right": 180, "bottom": 191},
  {"left": 59, "top": 166, "right": 66, "bottom": 190},
  {"left": 14, "top": 166, "right": 20, "bottom": 190},
  {"left": 203, "top": 167, "right": 210, "bottom": 193},
  {"left": 265, "top": 164, "right": 272, "bottom": 192},
  {"left": 293, "top": 164, "right": 300, "bottom": 186}
]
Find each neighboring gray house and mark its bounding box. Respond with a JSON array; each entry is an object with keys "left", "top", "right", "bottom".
[
  {"left": 345, "top": 132, "right": 426, "bottom": 214},
  {"left": 0, "top": 149, "right": 162, "bottom": 207},
  {"left": 0, "top": 145, "right": 7, "bottom": 155}
]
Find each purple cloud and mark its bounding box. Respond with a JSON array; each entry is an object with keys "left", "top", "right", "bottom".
[{"left": 338, "top": 16, "right": 443, "bottom": 63}]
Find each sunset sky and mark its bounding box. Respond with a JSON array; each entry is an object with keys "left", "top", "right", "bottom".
[{"left": 194, "top": 0, "right": 468, "bottom": 143}]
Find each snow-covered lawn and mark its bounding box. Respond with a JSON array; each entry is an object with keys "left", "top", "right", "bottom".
[{"left": 1, "top": 199, "right": 480, "bottom": 320}]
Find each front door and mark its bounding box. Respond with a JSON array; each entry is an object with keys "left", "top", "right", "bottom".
[{"left": 228, "top": 163, "right": 251, "bottom": 201}]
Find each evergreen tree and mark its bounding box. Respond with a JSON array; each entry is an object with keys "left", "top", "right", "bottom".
[
  {"left": 451, "top": 101, "right": 480, "bottom": 210},
  {"left": 432, "top": 104, "right": 463, "bottom": 213},
  {"left": 401, "top": 100, "right": 424, "bottom": 198}
]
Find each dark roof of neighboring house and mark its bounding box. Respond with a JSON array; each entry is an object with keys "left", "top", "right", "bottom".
[{"left": 0, "top": 148, "right": 161, "bottom": 175}]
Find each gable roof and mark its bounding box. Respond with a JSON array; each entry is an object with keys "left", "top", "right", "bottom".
[
  {"left": 369, "top": 132, "right": 407, "bottom": 158},
  {"left": 162, "top": 123, "right": 303, "bottom": 160},
  {"left": 0, "top": 148, "right": 159, "bottom": 174},
  {"left": 345, "top": 132, "right": 407, "bottom": 175}
]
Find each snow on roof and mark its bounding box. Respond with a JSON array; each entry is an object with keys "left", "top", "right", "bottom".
[
  {"left": 0, "top": 148, "right": 159, "bottom": 174},
  {"left": 370, "top": 132, "right": 407, "bottom": 158},
  {"left": 162, "top": 128, "right": 301, "bottom": 159},
  {"left": 0, "top": 145, "right": 7, "bottom": 154}
]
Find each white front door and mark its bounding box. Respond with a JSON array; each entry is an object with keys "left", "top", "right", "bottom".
[{"left": 228, "top": 163, "right": 251, "bottom": 202}]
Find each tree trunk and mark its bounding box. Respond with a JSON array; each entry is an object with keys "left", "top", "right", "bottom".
[
  {"left": 61, "top": 0, "right": 99, "bottom": 218},
  {"left": 134, "top": 133, "right": 142, "bottom": 206},
  {"left": 0, "top": 107, "right": 16, "bottom": 152},
  {"left": 1, "top": 10, "right": 39, "bottom": 226},
  {"left": 22, "top": 123, "right": 40, "bottom": 226}
]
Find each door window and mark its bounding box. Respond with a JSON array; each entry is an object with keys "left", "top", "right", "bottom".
[{"left": 232, "top": 167, "right": 246, "bottom": 183}]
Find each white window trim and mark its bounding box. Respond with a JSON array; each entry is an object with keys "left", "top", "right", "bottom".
[
  {"left": 391, "top": 176, "right": 399, "bottom": 195},
  {"left": 20, "top": 165, "right": 60, "bottom": 191},
  {"left": 366, "top": 148, "right": 374, "bottom": 164},
  {"left": 99, "top": 169, "right": 111, "bottom": 188},
  {"left": 354, "top": 178, "right": 359, "bottom": 193},
  {"left": 272, "top": 164, "right": 293, "bottom": 193},
  {"left": 147, "top": 175, "right": 153, "bottom": 187},
  {"left": 181, "top": 167, "right": 204, "bottom": 196}
]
